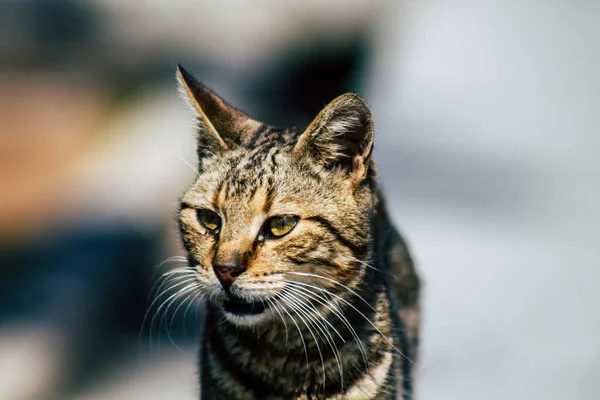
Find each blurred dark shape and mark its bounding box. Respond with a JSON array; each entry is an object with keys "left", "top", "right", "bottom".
[
  {"left": 249, "top": 37, "right": 370, "bottom": 127},
  {"left": 0, "top": 225, "right": 161, "bottom": 394},
  {"left": 0, "top": 0, "right": 97, "bottom": 68},
  {"left": 32, "top": 1, "right": 94, "bottom": 45}
]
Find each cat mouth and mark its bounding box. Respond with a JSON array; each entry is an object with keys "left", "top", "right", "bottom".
[{"left": 223, "top": 297, "right": 268, "bottom": 316}]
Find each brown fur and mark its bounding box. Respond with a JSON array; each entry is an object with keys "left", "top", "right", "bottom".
[{"left": 175, "top": 65, "right": 421, "bottom": 399}]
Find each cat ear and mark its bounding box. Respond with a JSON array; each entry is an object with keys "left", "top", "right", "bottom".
[
  {"left": 176, "top": 64, "right": 258, "bottom": 158},
  {"left": 294, "top": 93, "right": 375, "bottom": 181}
]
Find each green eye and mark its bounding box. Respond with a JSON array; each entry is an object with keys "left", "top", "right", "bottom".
[
  {"left": 197, "top": 209, "right": 221, "bottom": 232},
  {"left": 268, "top": 216, "right": 298, "bottom": 237}
]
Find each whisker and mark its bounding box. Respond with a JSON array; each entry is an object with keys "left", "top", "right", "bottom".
[
  {"left": 266, "top": 297, "right": 289, "bottom": 347},
  {"left": 281, "top": 290, "right": 346, "bottom": 390},
  {"left": 148, "top": 257, "right": 191, "bottom": 294},
  {"left": 283, "top": 288, "right": 345, "bottom": 343},
  {"left": 161, "top": 286, "right": 200, "bottom": 355},
  {"left": 150, "top": 281, "right": 198, "bottom": 349},
  {"left": 346, "top": 255, "right": 399, "bottom": 282},
  {"left": 284, "top": 283, "right": 370, "bottom": 374},
  {"left": 284, "top": 278, "right": 415, "bottom": 366},
  {"left": 278, "top": 292, "right": 329, "bottom": 392},
  {"left": 169, "top": 287, "right": 200, "bottom": 332},
  {"left": 271, "top": 296, "right": 310, "bottom": 387},
  {"left": 182, "top": 290, "right": 204, "bottom": 335},
  {"left": 149, "top": 271, "right": 195, "bottom": 305},
  {"left": 284, "top": 271, "right": 377, "bottom": 314},
  {"left": 139, "top": 275, "right": 197, "bottom": 349},
  {"left": 177, "top": 154, "right": 199, "bottom": 176},
  {"left": 159, "top": 282, "right": 199, "bottom": 333}
]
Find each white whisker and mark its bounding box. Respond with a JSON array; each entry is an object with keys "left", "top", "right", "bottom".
[
  {"left": 284, "top": 277, "right": 415, "bottom": 366},
  {"left": 182, "top": 290, "right": 204, "bottom": 335},
  {"left": 278, "top": 292, "right": 328, "bottom": 392},
  {"left": 139, "top": 274, "right": 197, "bottom": 348},
  {"left": 265, "top": 297, "right": 289, "bottom": 347},
  {"left": 284, "top": 283, "right": 370, "bottom": 374},
  {"left": 271, "top": 296, "right": 310, "bottom": 387},
  {"left": 282, "top": 290, "right": 346, "bottom": 392},
  {"left": 177, "top": 154, "right": 199, "bottom": 176},
  {"left": 150, "top": 281, "right": 198, "bottom": 348},
  {"left": 347, "top": 255, "right": 399, "bottom": 281}
]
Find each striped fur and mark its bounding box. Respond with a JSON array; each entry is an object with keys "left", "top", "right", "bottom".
[{"left": 175, "top": 65, "right": 421, "bottom": 399}]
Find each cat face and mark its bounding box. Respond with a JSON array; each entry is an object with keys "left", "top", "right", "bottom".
[{"left": 176, "top": 65, "right": 377, "bottom": 327}]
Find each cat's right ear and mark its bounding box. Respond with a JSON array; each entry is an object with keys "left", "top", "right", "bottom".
[
  {"left": 176, "top": 64, "right": 256, "bottom": 159},
  {"left": 293, "top": 93, "right": 375, "bottom": 185}
]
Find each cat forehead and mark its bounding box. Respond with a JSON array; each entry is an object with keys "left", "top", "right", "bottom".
[
  {"left": 222, "top": 146, "right": 286, "bottom": 195},
  {"left": 208, "top": 126, "right": 301, "bottom": 184},
  {"left": 188, "top": 142, "right": 297, "bottom": 200},
  {"left": 185, "top": 146, "right": 337, "bottom": 216},
  {"left": 183, "top": 123, "right": 351, "bottom": 211},
  {"left": 238, "top": 125, "right": 301, "bottom": 149}
]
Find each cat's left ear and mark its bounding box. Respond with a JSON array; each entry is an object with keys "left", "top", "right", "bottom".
[{"left": 294, "top": 93, "right": 375, "bottom": 184}]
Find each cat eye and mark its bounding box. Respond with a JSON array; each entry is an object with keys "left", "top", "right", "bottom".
[
  {"left": 197, "top": 209, "right": 221, "bottom": 232},
  {"left": 268, "top": 216, "right": 298, "bottom": 237}
]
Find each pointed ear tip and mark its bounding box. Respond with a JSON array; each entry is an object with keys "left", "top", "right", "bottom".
[
  {"left": 339, "top": 93, "right": 375, "bottom": 132},
  {"left": 335, "top": 92, "right": 369, "bottom": 108},
  {"left": 176, "top": 66, "right": 187, "bottom": 86},
  {"left": 176, "top": 63, "right": 190, "bottom": 74},
  {"left": 176, "top": 66, "right": 211, "bottom": 92},
  {"left": 176, "top": 64, "right": 202, "bottom": 88}
]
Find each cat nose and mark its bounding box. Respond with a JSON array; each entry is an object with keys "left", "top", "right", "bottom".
[{"left": 213, "top": 262, "right": 245, "bottom": 291}]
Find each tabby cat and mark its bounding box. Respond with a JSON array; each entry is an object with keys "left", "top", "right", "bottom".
[{"left": 175, "top": 65, "right": 421, "bottom": 400}]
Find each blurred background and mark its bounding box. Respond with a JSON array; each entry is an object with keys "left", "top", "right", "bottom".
[{"left": 0, "top": 0, "right": 598, "bottom": 399}]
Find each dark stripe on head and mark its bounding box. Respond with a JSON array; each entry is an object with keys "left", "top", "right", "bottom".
[{"left": 247, "top": 124, "right": 268, "bottom": 149}]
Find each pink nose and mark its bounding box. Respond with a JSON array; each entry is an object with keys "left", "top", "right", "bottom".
[{"left": 213, "top": 263, "right": 245, "bottom": 290}]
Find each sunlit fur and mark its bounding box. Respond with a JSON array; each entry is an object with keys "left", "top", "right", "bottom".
[{"left": 174, "top": 65, "right": 421, "bottom": 400}]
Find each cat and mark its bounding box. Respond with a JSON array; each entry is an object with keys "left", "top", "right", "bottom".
[{"left": 175, "top": 64, "right": 421, "bottom": 400}]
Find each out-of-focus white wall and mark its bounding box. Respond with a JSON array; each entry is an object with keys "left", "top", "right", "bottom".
[
  {"left": 371, "top": 0, "right": 599, "bottom": 162},
  {"left": 369, "top": 1, "right": 600, "bottom": 399}
]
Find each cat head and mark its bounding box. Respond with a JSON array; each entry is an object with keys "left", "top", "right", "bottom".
[{"left": 176, "top": 65, "right": 378, "bottom": 327}]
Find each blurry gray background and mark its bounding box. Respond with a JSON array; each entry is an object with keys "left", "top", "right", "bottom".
[{"left": 0, "top": 0, "right": 598, "bottom": 399}]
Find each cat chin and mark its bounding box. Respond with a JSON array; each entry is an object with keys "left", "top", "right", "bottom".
[{"left": 222, "top": 308, "right": 274, "bottom": 327}]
